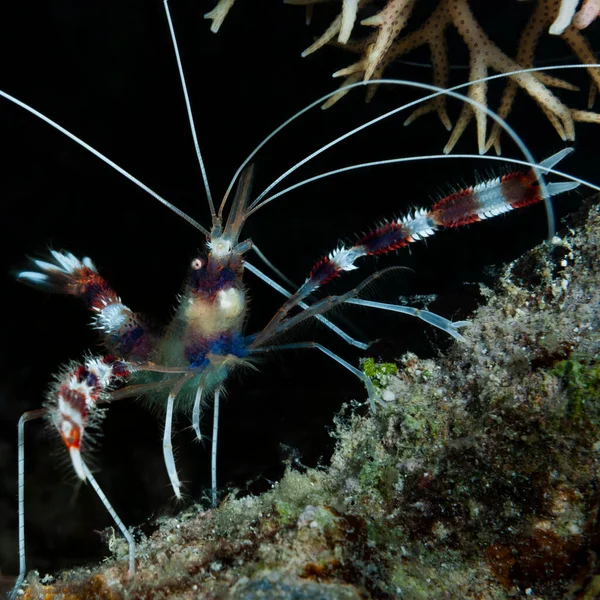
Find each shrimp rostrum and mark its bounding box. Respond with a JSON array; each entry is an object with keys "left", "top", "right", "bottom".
[{"left": 5, "top": 1, "right": 598, "bottom": 598}]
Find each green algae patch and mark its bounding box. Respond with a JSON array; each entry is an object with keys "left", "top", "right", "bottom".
[
  {"left": 362, "top": 357, "right": 398, "bottom": 389},
  {"left": 552, "top": 359, "right": 600, "bottom": 426},
  {"left": 273, "top": 500, "right": 296, "bottom": 526}
]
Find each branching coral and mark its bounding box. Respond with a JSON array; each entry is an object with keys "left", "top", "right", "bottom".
[
  {"left": 574, "top": 0, "right": 600, "bottom": 29},
  {"left": 484, "top": 0, "right": 600, "bottom": 153},
  {"left": 204, "top": 0, "right": 236, "bottom": 33},
  {"left": 550, "top": 0, "right": 600, "bottom": 33},
  {"left": 206, "top": 0, "right": 600, "bottom": 154},
  {"left": 291, "top": 0, "right": 600, "bottom": 153}
]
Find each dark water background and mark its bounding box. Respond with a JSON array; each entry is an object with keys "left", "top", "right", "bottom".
[{"left": 0, "top": 0, "right": 597, "bottom": 584}]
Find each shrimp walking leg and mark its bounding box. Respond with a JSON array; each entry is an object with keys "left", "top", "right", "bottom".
[{"left": 9, "top": 409, "right": 134, "bottom": 600}]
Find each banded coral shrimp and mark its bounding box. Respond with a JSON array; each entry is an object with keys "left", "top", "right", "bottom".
[{"left": 0, "top": 0, "right": 598, "bottom": 594}]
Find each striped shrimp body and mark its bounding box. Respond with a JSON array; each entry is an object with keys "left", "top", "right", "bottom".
[{"left": 2, "top": 1, "right": 598, "bottom": 596}]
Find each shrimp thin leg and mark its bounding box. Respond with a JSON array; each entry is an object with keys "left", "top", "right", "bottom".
[
  {"left": 9, "top": 409, "right": 134, "bottom": 600},
  {"left": 192, "top": 385, "right": 204, "bottom": 441},
  {"left": 163, "top": 374, "right": 194, "bottom": 500},
  {"left": 9, "top": 410, "right": 45, "bottom": 600},
  {"left": 211, "top": 388, "right": 222, "bottom": 508},
  {"left": 251, "top": 343, "right": 379, "bottom": 411}
]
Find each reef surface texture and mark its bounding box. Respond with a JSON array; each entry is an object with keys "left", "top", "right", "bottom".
[{"left": 13, "top": 201, "right": 600, "bottom": 598}]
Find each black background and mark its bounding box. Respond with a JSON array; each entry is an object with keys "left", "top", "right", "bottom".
[{"left": 0, "top": 0, "right": 598, "bottom": 584}]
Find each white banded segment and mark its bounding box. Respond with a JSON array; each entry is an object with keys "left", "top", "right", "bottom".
[
  {"left": 46, "top": 356, "right": 130, "bottom": 480},
  {"left": 17, "top": 250, "right": 97, "bottom": 289},
  {"left": 254, "top": 149, "right": 580, "bottom": 349},
  {"left": 429, "top": 148, "right": 579, "bottom": 228},
  {"left": 327, "top": 246, "right": 368, "bottom": 272},
  {"left": 17, "top": 250, "right": 156, "bottom": 361},
  {"left": 400, "top": 208, "right": 437, "bottom": 241},
  {"left": 470, "top": 178, "right": 514, "bottom": 220},
  {"left": 91, "top": 298, "right": 136, "bottom": 338}
]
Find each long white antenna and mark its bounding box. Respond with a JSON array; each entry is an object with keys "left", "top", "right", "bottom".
[
  {"left": 225, "top": 64, "right": 599, "bottom": 239},
  {"left": 0, "top": 88, "right": 210, "bottom": 236},
  {"left": 248, "top": 79, "right": 554, "bottom": 234},
  {"left": 163, "top": 0, "right": 216, "bottom": 223},
  {"left": 249, "top": 152, "right": 596, "bottom": 214}
]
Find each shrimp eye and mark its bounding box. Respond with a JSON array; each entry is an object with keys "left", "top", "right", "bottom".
[{"left": 191, "top": 258, "right": 204, "bottom": 270}]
